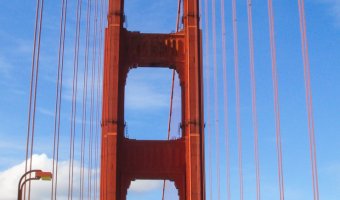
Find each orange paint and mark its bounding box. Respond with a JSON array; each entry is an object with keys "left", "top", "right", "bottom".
[{"left": 100, "top": 1, "right": 205, "bottom": 199}]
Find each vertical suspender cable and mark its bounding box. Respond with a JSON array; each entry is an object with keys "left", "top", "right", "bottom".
[
  {"left": 246, "top": 1, "right": 261, "bottom": 199},
  {"left": 161, "top": 69, "right": 175, "bottom": 200},
  {"left": 25, "top": 0, "right": 44, "bottom": 199},
  {"left": 297, "top": 1, "right": 319, "bottom": 199},
  {"left": 88, "top": 0, "right": 99, "bottom": 198},
  {"left": 231, "top": 0, "right": 244, "bottom": 199},
  {"left": 267, "top": 1, "right": 285, "bottom": 199},
  {"left": 93, "top": 0, "right": 104, "bottom": 198},
  {"left": 211, "top": 0, "right": 221, "bottom": 199},
  {"left": 94, "top": 0, "right": 105, "bottom": 198},
  {"left": 80, "top": 0, "right": 92, "bottom": 199},
  {"left": 67, "top": 0, "right": 83, "bottom": 199},
  {"left": 220, "top": 0, "right": 231, "bottom": 199},
  {"left": 203, "top": 0, "right": 213, "bottom": 199},
  {"left": 51, "top": 0, "right": 68, "bottom": 199},
  {"left": 161, "top": 0, "right": 181, "bottom": 199}
]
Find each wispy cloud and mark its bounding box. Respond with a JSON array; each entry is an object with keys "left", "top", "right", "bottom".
[
  {"left": 0, "top": 140, "right": 24, "bottom": 152},
  {"left": 0, "top": 55, "right": 12, "bottom": 79},
  {"left": 319, "top": 162, "right": 340, "bottom": 199},
  {"left": 37, "top": 107, "right": 55, "bottom": 118},
  {"left": 37, "top": 106, "right": 92, "bottom": 126},
  {"left": 323, "top": 162, "right": 340, "bottom": 185},
  {"left": 125, "top": 68, "right": 175, "bottom": 110},
  {"left": 125, "top": 82, "right": 169, "bottom": 110},
  {"left": 129, "top": 180, "right": 163, "bottom": 193},
  {"left": 319, "top": 0, "right": 340, "bottom": 27}
]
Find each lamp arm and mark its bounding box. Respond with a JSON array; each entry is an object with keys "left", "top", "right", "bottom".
[{"left": 17, "top": 169, "right": 42, "bottom": 200}]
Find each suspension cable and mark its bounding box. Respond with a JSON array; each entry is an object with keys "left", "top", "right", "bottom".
[
  {"left": 203, "top": 0, "right": 213, "bottom": 199},
  {"left": 297, "top": 1, "right": 319, "bottom": 199},
  {"left": 161, "top": 0, "right": 182, "bottom": 199},
  {"left": 211, "top": 0, "right": 221, "bottom": 198},
  {"left": 220, "top": 0, "right": 231, "bottom": 199},
  {"left": 24, "top": 0, "right": 44, "bottom": 199},
  {"left": 51, "top": 0, "right": 68, "bottom": 199},
  {"left": 94, "top": 0, "right": 105, "bottom": 198},
  {"left": 80, "top": 0, "right": 92, "bottom": 198},
  {"left": 93, "top": 0, "right": 105, "bottom": 198},
  {"left": 67, "top": 0, "right": 83, "bottom": 199},
  {"left": 231, "top": 0, "right": 244, "bottom": 199},
  {"left": 88, "top": 0, "right": 100, "bottom": 198},
  {"left": 246, "top": 1, "right": 261, "bottom": 199},
  {"left": 267, "top": 1, "right": 285, "bottom": 199}
]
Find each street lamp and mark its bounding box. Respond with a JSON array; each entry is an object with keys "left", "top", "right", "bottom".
[{"left": 17, "top": 169, "right": 52, "bottom": 200}]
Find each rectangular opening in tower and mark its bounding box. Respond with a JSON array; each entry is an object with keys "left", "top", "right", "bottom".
[
  {"left": 124, "top": 68, "right": 182, "bottom": 140},
  {"left": 124, "top": 0, "right": 179, "bottom": 33},
  {"left": 127, "top": 180, "right": 179, "bottom": 200}
]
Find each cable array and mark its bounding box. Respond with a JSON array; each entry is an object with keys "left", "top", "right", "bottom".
[
  {"left": 22, "top": 0, "right": 320, "bottom": 199},
  {"left": 24, "top": 0, "right": 104, "bottom": 199},
  {"left": 220, "top": 0, "right": 231, "bottom": 199},
  {"left": 51, "top": 0, "right": 68, "bottom": 198},
  {"left": 67, "top": 0, "right": 83, "bottom": 199},
  {"left": 231, "top": 0, "right": 244, "bottom": 199},
  {"left": 24, "top": 0, "right": 44, "bottom": 199}
]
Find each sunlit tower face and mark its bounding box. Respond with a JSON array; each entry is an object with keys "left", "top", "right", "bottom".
[{"left": 101, "top": 0, "right": 204, "bottom": 199}]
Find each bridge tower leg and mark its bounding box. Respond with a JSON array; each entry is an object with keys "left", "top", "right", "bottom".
[{"left": 100, "top": 0, "right": 205, "bottom": 199}]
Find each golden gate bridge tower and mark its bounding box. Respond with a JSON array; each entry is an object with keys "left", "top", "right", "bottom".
[{"left": 100, "top": 0, "right": 205, "bottom": 199}]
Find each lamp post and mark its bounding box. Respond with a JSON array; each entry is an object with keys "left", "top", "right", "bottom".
[{"left": 17, "top": 169, "right": 52, "bottom": 200}]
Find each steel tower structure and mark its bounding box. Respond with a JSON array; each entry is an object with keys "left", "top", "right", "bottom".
[{"left": 100, "top": 0, "right": 205, "bottom": 199}]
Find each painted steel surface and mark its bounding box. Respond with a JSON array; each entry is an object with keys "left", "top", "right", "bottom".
[{"left": 101, "top": 0, "right": 204, "bottom": 199}]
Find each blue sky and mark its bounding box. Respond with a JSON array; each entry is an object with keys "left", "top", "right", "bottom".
[{"left": 0, "top": 0, "right": 340, "bottom": 200}]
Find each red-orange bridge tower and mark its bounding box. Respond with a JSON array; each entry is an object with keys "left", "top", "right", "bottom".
[{"left": 100, "top": 0, "right": 205, "bottom": 199}]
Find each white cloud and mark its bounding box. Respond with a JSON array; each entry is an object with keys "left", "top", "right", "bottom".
[
  {"left": 0, "top": 154, "right": 95, "bottom": 200},
  {"left": 0, "top": 154, "right": 166, "bottom": 200},
  {"left": 125, "top": 68, "right": 175, "bottom": 110},
  {"left": 0, "top": 154, "right": 49, "bottom": 200},
  {"left": 128, "top": 180, "right": 163, "bottom": 193},
  {"left": 125, "top": 82, "right": 169, "bottom": 110}
]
